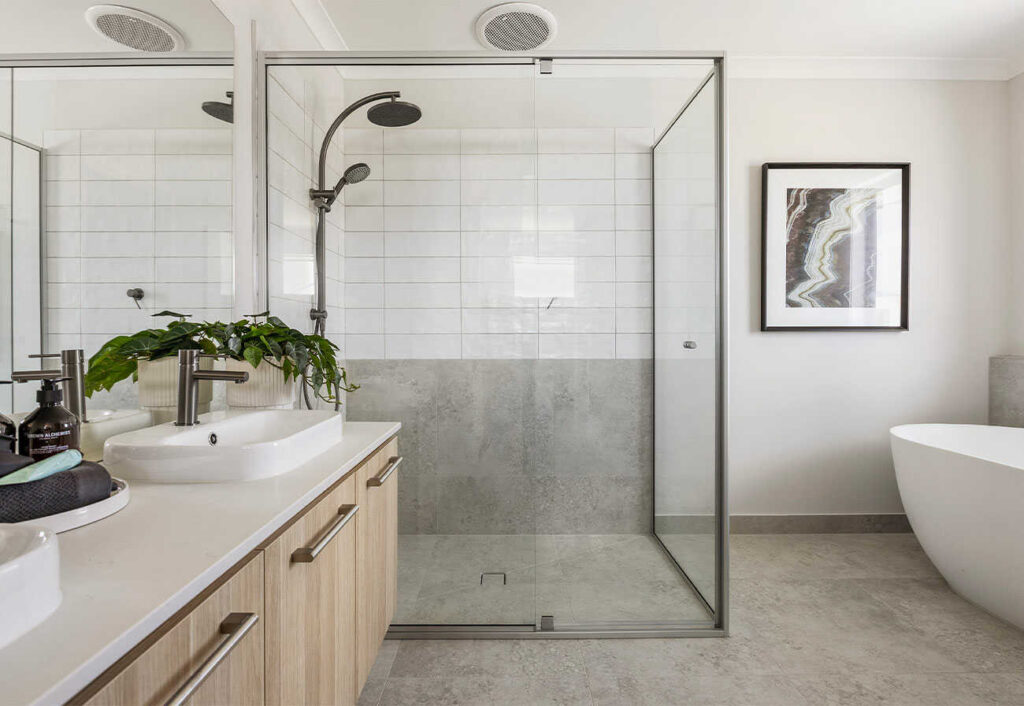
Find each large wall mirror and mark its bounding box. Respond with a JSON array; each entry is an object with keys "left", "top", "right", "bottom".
[{"left": 0, "top": 2, "right": 233, "bottom": 418}]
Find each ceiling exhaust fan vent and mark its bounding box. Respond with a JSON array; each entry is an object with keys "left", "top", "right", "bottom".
[
  {"left": 475, "top": 3, "right": 557, "bottom": 52},
  {"left": 85, "top": 5, "right": 185, "bottom": 52}
]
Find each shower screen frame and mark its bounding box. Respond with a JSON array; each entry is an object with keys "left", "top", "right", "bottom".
[{"left": 258, "top": 50, "right": 729, "bottom": 639}]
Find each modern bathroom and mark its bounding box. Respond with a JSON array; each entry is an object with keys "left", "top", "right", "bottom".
[{"left": 0, "top": 1, "right": 1022, "bottom": 705}]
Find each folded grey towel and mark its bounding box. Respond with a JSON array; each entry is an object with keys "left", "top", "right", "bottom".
[
  {"left": 0, "top": 462, "right": 113, "bottom": 523},
  {"left": 0, "top": 451, "right": 34, "bottom": 480}
]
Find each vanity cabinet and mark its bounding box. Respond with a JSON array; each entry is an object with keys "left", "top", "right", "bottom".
[
  {"left": 72, "top": 434, "right": 399, "bottom": 706},
  {"left": 355, "top": 438, "right": 400, "bottom": 687},
  {"left": 79, "top": 554, "right": 264, "bottom": 706},
  {"left": 264, "top": 473, "right": 358, "bottom": 706}
]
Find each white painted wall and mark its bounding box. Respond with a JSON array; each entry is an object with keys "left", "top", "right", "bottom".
[
  {"left": 1010, "top": 72, "right": 1024, "bottom": 350},
  {"left": 729, "top": 78, "right": 1012, "bottom": 515}
]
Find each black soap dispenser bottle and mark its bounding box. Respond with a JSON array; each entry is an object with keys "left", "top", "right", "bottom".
[
  {"left": 17, "top": 377, "right": 80, "bottom": 461},
  {"left": 0, "top": 381, "right": 16, "bottom": 454}
]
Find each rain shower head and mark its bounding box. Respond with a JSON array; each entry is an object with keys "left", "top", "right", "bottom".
[
  {"left": 202, "top": 91, "right": 233, "bottom": 123},
  {"left": 343, "top": 163, "right": 371, "bottom": 185},
  {"left": 367, "top": 98, "right": 422, "bottom": 127}
]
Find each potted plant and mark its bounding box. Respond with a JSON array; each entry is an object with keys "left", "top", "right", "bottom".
[
  {"left": 203, "top": 313, "right": 356, "bottom": 409},
  {"left": 85, "top": 312, "right": 216, "bottom": 416}
]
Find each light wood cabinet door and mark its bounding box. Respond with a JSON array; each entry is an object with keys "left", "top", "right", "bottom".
[
  {"left": 382, "top": 439, "right": 400, "bottom": 627},
  {"left": 264, "top": 476, "right": 358, "bottom": 706},
  {"left": 81, "top": 554, "right": 264, "bottom": 706},
  {"left": 356, "top": 438, "right": 400, "bottom": 689}
]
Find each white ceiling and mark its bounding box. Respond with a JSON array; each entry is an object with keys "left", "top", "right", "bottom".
[
  {"left": 0, "top": 0, "right": 233, "bottom": 53},
  {"left": 321, "top": 0, "right": 1024, "bottom": 75}
]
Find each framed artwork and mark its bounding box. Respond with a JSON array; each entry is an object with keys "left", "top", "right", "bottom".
[{"left": 761, "top": 162, "right": 909, "bottom": 331}]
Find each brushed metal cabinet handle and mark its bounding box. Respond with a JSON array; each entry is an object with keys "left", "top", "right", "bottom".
[
  {"left": 164, "top": 612, "right": 259, "bottom": 706},
  {"left": 367, "top": 456, "right": 403, "bottom": 488},
  {"left": 291, "top": 504, "right": 360, "bottom": 563}
]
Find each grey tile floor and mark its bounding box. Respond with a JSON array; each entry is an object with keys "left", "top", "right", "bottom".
[
  {"left": 360, "top": 533, "right": 1024, "bottom": 705},
  {"left": 394, "top": 534, "right": 711, "bottom": 625}
]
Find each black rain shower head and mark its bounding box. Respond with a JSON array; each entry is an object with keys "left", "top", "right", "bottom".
[
  {"left": 367, "top": 98, "right": 422, "bottom": 127},
  {"left": 202, "top": 91, "right": 233, "bottom": 124}
]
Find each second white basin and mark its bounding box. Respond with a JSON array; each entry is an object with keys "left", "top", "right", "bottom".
[
  {"left": 81, "top": 409, "right": 154, "bottom": 461},
  {"left": 11, "top": 408, "right": 153, "bottom": 461},
  {"left": 0, "top": 525, "right": 61, "bottom": 650},
  {"left": 102, "top": 410, "right": 344, "bottom": 483}
]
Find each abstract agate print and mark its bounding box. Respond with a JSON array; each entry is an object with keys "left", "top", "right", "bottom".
[{"left": 785, "top": 188, "right": 879, "bottom": 308}]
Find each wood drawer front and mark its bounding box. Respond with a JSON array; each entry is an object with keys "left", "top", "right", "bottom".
[
  {"left": 82, "top": 555, "right": 264, "bottom": 706},
  {"left": 265, "top": 473, "right": 358, "bottom": 706},
  {"left": 355, "top": 437, "right": 399, "bottom": 689}
]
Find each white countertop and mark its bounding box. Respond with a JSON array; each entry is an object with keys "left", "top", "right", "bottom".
[{"left": 0, "top": 420, "right": 401, "bottom": 706}]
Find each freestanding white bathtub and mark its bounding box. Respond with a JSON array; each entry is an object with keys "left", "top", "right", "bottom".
[{"left": 891, "top": 424, "right": 1024, "bottom": 629}]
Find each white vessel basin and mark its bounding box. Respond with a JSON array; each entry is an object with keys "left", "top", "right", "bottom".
[
  {"left": 102, "top": 410, "right": 344, "bottom": 483},
  {"left": 0, "top": 525, "right": 61, "bottom": 650},
  {"left": 81, "top": 409, "right": 154, "bottom": 461}
]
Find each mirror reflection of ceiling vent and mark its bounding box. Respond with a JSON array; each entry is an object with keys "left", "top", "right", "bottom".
[
  {"left": 85, "top": 5, "right": 186, "bottom": 52},
  {"left": 475, "top": 3, "right": 557, "bottom": 52}
]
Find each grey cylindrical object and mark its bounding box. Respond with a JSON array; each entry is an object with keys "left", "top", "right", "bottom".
[{"left": 61, "top": 349, "right": 87, "bottom": 423}]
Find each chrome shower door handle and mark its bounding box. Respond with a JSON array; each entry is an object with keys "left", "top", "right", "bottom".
[{"left": 163, "top": 612, "right": 259, "bottom": 706}]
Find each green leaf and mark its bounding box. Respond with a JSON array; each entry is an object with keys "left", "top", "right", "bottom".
[
  {"left": 243, "top": 346, "right": 263, "bottom": 368},
  {"left": 153, "top": 310, "right": 190, "bottom": 319},
  {"left": 259, "top": 335, "right": 283, "bottom": 359}
]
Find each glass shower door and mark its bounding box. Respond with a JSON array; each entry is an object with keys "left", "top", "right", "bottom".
[{"left": 653, "top": 70, "right": 722, "bottom": 615}]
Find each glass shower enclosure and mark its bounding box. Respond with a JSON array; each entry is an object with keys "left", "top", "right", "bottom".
[{"left": 261, "top": 52, "right": 726, "bottom": 636}]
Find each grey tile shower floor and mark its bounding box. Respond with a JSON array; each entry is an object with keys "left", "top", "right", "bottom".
[
  {"left": 359, "top": 533, "right": 1024, "bottom": 706},
  {"left": 394, "top": 534, "right": 711, "bottom": 625}
]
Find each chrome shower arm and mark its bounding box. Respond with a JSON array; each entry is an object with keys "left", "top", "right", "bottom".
[{"left": 316, "top": 91, "right": 399, "bottom": 189}]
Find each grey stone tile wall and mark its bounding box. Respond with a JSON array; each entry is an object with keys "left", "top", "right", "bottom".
[
  {"left": 345, "top": 359, "right": 653, "bottom": 534},
  {"left": 989, "top": 355, "right": 1024, "bottom": 427}
]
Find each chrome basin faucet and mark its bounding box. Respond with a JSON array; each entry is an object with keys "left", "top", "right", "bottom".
[{"left": 175, "top": 350, "right": 249, "bottom": 426}]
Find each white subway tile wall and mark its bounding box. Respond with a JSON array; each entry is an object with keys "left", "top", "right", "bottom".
[
  {"left": 43, "top": 127, "right": 232, "bottom": 357},
  {"left": 342, "top": 125, "right": 656, "bottom": 359},
  {"left": 266, "top": 67, "right": 346, "bottom": 339}
]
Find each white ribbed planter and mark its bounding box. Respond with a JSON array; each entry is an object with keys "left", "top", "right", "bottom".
[
  {"left": 137, "top": 357, "right": 212, "bottom": 413},
  {"left": 225, "top": 358, "right": 296, "bottom": 409}
]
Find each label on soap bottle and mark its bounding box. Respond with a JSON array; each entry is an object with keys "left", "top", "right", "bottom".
[{"left": 23, "top": 429, "right": 73, "bottom": 460}]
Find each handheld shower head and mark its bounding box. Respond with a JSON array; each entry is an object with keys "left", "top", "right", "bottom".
[
  {"left": 313, "top": 162, "right": 373, "bottom": 208},
  {"left": 343, "top": 163, "right": 371, "bottom": 185},
  {"left": 367, "top": 98, "right": 422, "bottom": 127}
]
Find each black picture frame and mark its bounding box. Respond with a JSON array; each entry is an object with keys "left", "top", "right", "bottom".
[{"left": 760, "top": 162, "right": 910, "bottom": 331}]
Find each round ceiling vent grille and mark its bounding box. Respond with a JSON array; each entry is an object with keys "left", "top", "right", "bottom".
[
  {"left": 85, "top": 5, "right": 185, "bottom": 52},
  {"left": 475, "top": 3, "right": 557, "bottom": 52}
]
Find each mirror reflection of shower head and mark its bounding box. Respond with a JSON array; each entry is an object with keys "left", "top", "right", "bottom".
[
  {"left": 202, "top": 91, "right": 233, "bottom": 123},
  {"left": 367, "top": 97, "right": 422, "bottom": 127}
]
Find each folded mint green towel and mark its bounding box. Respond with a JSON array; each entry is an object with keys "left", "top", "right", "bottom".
[{"left": 0, "top": 449, "right": 83, "bottom": 486}]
